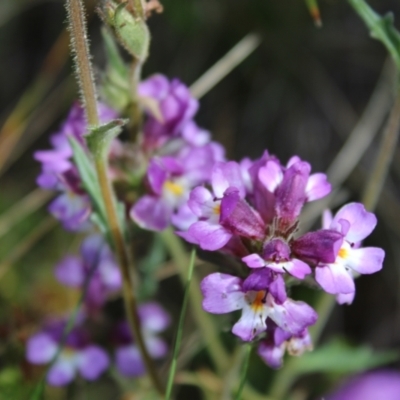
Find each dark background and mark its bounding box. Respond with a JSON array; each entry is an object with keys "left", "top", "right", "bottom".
[{"left": 1, "top": 0, "right": 400, "bottom": 399}]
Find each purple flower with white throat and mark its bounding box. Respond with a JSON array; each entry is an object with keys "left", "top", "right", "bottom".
[
  {"left": 26, "top": 319, "right": 109, "bottom": 386},
  {"left": 201, "top": 272, "right": 317, "bottom": 342},
  {"left": 315, "top": 203, "right": 385, "bottom": 299},
  {"left": 131, "top": 144, "right": 219, "bottom": 231},
  {"left": 55, "top": 235, "right": 121, "bottom": 311},
  {"left": 112, "top": 303, "right": 170, "bottom": 377},
  {"left": 181, "top": 161, "right": 265, "bottom": 251}
]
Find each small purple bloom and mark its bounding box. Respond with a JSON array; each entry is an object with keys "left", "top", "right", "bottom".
[
  {"left": 113, "top": 302, "right": 170, "bottom": 377},
  {"left": 201, "top": 272, "right": 317, "bottom": 341},
  {"left": 315, "top": 203, "right": 385, "bottom": 297},
  {"left": 55, "top": 235, "right": 121, "bottom": 310},
  {"left": 258, "top": 326, "right": 312, "bottom": 369},
  {"left": 131, "top": 144, "right": 219, "bottom": 231},
  {"left": 26, "top": 320, "right": 109, "bottom": 386},
  {"left": 138, "top": 74, "right": 199, "bottom": 150}
]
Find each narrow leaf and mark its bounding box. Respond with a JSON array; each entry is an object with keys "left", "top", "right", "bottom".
[
  {"left": 69, "top": 136, "right": 106, "bottom": 221},
  {"left": 348, "top": 0, "right": 400, "bottom": 69},
  {"left": 165, "top": 248, "right": 196, "bottom": 400}
]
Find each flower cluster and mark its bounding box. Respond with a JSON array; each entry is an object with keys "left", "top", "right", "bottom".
[
  {"left": 176, "top": 153, "right": 385, "bottom": 368},
  {"left": 31, "top": 73, "right": 385, "bottom": 382},
  {"left": 131, "top": 74, "right": 225, "bottom": 231}
]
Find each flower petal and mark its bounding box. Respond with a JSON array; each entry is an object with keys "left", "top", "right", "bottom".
[
  {"left": 306, "top": 173, "right": 331, "bottom": 201},
  {"left": 47, "top": 355, "right": 77, "bottom": 386},
  {"left": 54, "top": 256, "right": 85, "bottom": 287},
  {"left": 186, "top": 221, "right": 232, "bottom": 251},
  {"left": 315, "top": 263, "right": 355, "bottom": 294},
  {"left": 242, "top": 254, "right": 266, "bottom": 268},
  {"left": 333, "top": 202, "right": 377, "bottom": 243},
  {"left": 26, "top": 333, "right": 57, "bottom": 364},
  {"left": 201, "top": 273, "right": 245, "bottom": 314},
  {"left": 232, "top": 302, "right": 268, "bottom": 341},
  {"left": 115, "top": 345, "right": 145, "bottom": 377},
  {"left": 77, "top": 346, "right": 109, "bottom": 381},
  {"left": 346, "top": 247, "right": 385, "bottom": 274},
  {"left": 130, "top": 195, "right": 171, "bottom": 231}
]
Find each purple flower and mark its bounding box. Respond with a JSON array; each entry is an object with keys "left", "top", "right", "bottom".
[
  {"left": 131, "top": 144, "right": 220, "bottom": 231},
  {"left": 258, "top": 325, "right": 312, "bottom": 369},
  {"left": 113, "top": 303, "right": 170, "bottom": 377},
  {"left": 326, "top": 370, "right": 400, "bottom": 400},
  {"left": 180, "top": 161, "right": 265, "bottom": 251},
  {"left": 200, "top": 272, "right": 317, "bottom": 341},
  {"left": 55, "top": 235, "right": 121, "bottom": 310},
  {"left": 26, "top": 320, "right": 109, "bottom": 386},
  {"left": 34, "top": 102, "right": 117, "bottom": 231},
  {"left": 138, "top": 74, "right": 199, "bottom": 150},
  {"left": 315, "top": 203, "right": 385, "bottom": 298}
]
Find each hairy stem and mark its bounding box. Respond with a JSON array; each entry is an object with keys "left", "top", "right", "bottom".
[
  {"left": 66, "top": 0, "right": 163, "bottom": 394},
  {"left": 67, "top": 0, "right": 98, "bottom": 127},
  {"left": 234, "top": 344, "right": 252, "bottom": 400}
]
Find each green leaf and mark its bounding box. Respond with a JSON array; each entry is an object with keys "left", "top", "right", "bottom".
[
  {"left": 106, "top": 2, "right": 150, "bottom": 62},
  {"left": 69, "top": 137, "right": 106, "bottom": 222},
  {"left": 85, "top": 119, "right": 126, "bottom": 159},
  {"left": 348, "top": 0, "right": 400, "bottom": 70},
  {"left": 100, "top": 27, "right": 131, "bottom": 110},
  {"left": 291, "top": 338, "right": 398, "bottom": 375},
  {"left": 165, "top": 249, "right": 196, "bottom": 400}
]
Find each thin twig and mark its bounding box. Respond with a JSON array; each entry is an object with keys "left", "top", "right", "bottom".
[{"left": 190, "top": 33, "right": 261, "bottom": 99}]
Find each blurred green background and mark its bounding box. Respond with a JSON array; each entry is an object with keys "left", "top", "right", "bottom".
[{"left": 1, "top": 0, "right": 400, "bottom": 399}]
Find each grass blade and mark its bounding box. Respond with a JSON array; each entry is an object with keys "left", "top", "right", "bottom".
[{"left": 165, "top": 248, "right": 196, "bottom": 400}]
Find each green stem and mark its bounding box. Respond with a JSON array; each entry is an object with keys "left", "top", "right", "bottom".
[
  {"left": 160, "top": 228, "right": 230, "bottom": 374},
  {"left": 165, "top": 248, "right": 196, "bottom": 400},
  {"left": 234, "top": 344, "right": 252, "bottom": 400},
  {"left": 66, "top": 0, "right": 163, "bottom": 395}
]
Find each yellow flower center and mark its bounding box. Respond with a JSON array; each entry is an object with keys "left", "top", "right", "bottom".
[
  {"left": 338, "top": 247, "right": 349, "bottom": 259},
  {"left": 251, "top": 291, "right": 266, "bottom": 311},
  {"left": 164, "top": 180, "right": 184, "bottom": 196},
  {"left": 213, "top": 203, "right": 221, "bottom": 215}
]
